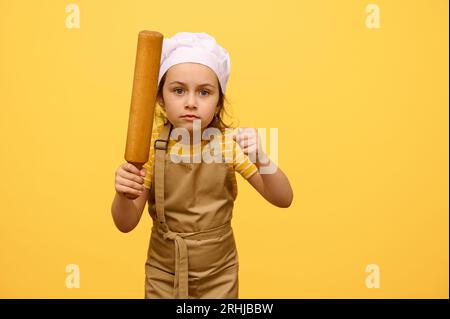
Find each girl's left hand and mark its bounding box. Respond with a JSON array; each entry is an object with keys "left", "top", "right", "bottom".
[{"left": 232, "top": 127, "right": 266, "bottom": 161}]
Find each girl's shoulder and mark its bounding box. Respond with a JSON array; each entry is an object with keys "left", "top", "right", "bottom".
[{"left": 150, "top": 124, "right": 165, "bottom": 144}]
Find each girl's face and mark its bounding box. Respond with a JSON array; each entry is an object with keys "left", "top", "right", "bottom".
[{"left": 158, "top": 62, "right": 220, "bottom": 133}]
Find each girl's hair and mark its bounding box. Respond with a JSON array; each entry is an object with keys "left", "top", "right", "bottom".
[{"left": 155, "top": 72, "right": 237, "bottom": 132}]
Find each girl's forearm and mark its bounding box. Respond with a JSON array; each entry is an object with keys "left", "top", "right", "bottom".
[
  {"left": 256, "top": 157, "right": 293, "bottom": 208},
  {"left": 111, "top": 192, "right": 140, "bottom": 232}
]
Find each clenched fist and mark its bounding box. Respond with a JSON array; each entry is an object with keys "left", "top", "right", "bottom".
[
  {"left": 232, "top": 127, "right": 268, "bottom": 164},
  {"left": 115, "top": 163, "right": 147, "bottom": 200}
]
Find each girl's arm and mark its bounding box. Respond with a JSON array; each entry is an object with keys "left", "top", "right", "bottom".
[
  {"left": 111, "top": 163, "right": 150, "bottom": 232},
  {"left": 233, "top": 128, "right": 293, "bottom": 208},
  {"left": 246, "top": 157, "right": 293, "bottom": 208},
  {"left": 111, "top": 190, "right": 148, "bottom": 232}
]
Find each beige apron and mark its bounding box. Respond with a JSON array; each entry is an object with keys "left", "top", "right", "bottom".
[{"left": 144, "top": 123, "right": 239, "bottom": 299}]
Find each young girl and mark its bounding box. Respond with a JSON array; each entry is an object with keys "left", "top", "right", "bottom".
[{"left": 111, "top": 32, "right": 293, "bottom": 299}]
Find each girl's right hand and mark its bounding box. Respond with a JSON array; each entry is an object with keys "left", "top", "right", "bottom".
[{"left": 115, "top": 163, "right": 147, "bottom": 199}]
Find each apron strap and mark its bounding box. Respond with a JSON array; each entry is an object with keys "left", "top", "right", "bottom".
[
  {"left": 153, "top": 122, "right": 189, "bottom": 299},
  {"left": 154, "top": 122, "right": 172, "bottom": 229}
]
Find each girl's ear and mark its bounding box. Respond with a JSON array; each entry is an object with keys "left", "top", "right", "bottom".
[{"left": 157, "top": 96, "right": 165, "bottom": 107}]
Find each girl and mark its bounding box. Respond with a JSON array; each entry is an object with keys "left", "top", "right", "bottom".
[{"left": 111, "top": 32, "right": 293, "bottom": 299}]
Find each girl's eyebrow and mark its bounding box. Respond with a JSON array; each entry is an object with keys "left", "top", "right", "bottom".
[{"left": 169, "top": 81, "right": 216, "bottom": 89}]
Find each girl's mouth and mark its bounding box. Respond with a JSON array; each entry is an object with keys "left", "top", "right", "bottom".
[{"left": 180, "top": 115, "right": 200, "bottom": 121}]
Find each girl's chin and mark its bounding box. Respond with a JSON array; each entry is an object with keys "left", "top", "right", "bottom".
[{"left": 174, "top": 120, "right": 204, "bottom": 131}]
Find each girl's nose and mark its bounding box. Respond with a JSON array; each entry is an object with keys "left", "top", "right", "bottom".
[{"left": 185, "top": 92, "right": 198, "bottom": 109}]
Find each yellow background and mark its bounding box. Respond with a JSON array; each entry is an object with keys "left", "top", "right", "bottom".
[{"left": 0, "top": 0, "right": 448, "bottom": 298}]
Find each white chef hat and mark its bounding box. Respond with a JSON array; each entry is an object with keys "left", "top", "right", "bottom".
[{"left": 158, "top": 32, "right": 231, "bottom": 94}]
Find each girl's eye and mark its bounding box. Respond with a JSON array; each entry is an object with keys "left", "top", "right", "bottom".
[{"left": 173, "top": 88, "right": 210, "bottom": 96}]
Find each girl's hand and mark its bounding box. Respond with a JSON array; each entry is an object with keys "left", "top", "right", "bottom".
[
  {"left": 232, "top": 127, "right": 268, "bottom": 164},
  {"left": 115, "top": 163, "right": 147, "bottom": 200}
]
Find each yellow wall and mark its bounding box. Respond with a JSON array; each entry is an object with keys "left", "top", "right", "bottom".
[{"left": 0, "top": 0, "right": 448, "bottom": 298}]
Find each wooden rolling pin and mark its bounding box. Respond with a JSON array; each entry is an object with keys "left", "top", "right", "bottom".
[{"left": 124, "top": 30, "right": 163, "bottom": 199}]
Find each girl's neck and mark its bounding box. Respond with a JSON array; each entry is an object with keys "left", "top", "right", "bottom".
[{"left": 171, "top": 127, "right": 207, "bottom": 146}]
